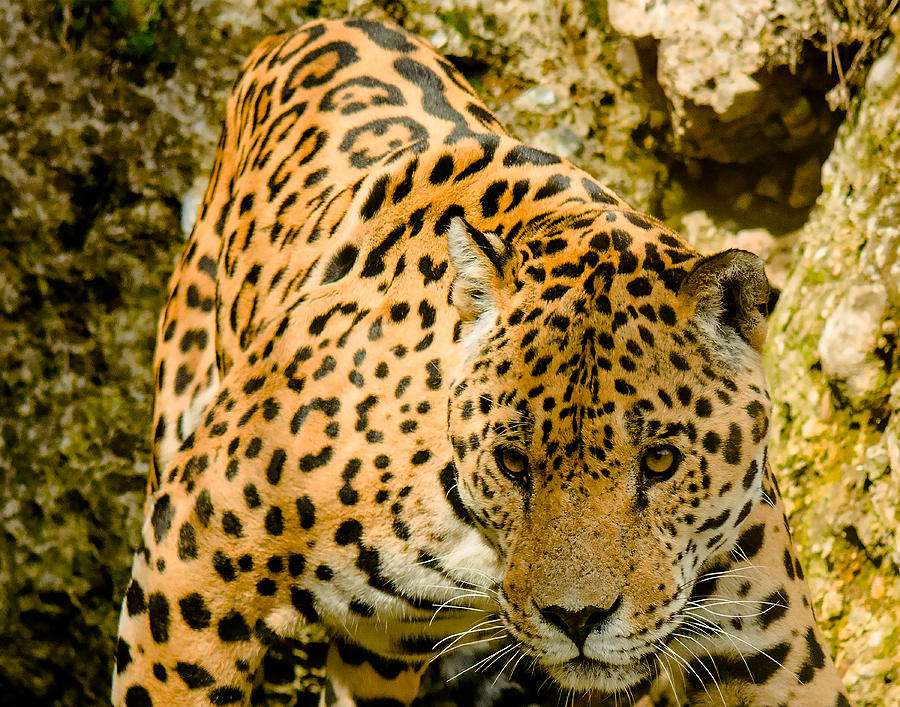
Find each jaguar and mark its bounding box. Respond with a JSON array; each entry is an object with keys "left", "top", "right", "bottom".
[{"left": 112, "top": 17, "right": 851, "bottom": 707}]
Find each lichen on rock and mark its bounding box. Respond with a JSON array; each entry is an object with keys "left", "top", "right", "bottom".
[{"left": 767, "top": 20, "right": 900, "bottom": 705}]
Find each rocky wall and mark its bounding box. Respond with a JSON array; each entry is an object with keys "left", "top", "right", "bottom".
[
  {"left": 0, "top": 0, "right": 896, "bottom": 704},
  {"left": 766, "top": 28, "right": 900, "bottom": 705}
]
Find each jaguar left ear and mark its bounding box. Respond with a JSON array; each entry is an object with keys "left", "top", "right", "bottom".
[
  {"left": 679, "top": 249, "right": 771, "bottom": 360},
  {"left": 446, "top": 217, "right": 513, "bottom": 353}
]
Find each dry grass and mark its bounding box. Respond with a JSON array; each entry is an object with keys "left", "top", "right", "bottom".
[{"left": 824, "top": 0, "right": 899, "bottom": 109}]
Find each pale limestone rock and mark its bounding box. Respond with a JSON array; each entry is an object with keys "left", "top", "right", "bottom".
[
  {"left": 606, "top": 0, "right": 853, "bottom": 169},
  {"left": 513, "top": 85, "right": 559, "bottom": 111},
  {"left": 817, "top": 284, "right": 888, "bottom": 401},
  {"left": 677, "top": 212, "right": 788, "bottom": 288},
  {"left": 733, "top": 228, "right": 776, "bottom": 259}
]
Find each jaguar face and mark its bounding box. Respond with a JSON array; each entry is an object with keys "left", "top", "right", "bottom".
[{"left": 445, "top": 216, "right": 772, "bottom": 691}]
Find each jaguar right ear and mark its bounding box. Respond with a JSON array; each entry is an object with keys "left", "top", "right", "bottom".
[
  {"left": 679, "top": 249, "right": 771, "bottom": 365},
  {"left": 446, "top": 217, "right": 512, "bottom": 356}
]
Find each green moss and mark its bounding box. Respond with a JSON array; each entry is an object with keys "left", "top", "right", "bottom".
[
  {"left": 581, "top": 0, "right": 610, "bottom": 30},
  {"left": 437, "top": 8, "right": 473, "bottom": 40},
  {"left": 55, "top": 0, "right": 180, "bottom": 62}
]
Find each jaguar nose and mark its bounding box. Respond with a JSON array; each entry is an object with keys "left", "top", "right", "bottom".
[{"left": 538, "top": 596, "right": 623, "bottom": 650}]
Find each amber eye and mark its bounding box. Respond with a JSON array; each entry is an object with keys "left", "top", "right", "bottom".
[
  {"left": 640, "top": 445, "right": 682, "bottom": 484},
  {"left": 494, "top": 447, "right": 529, "bottom": 484}
]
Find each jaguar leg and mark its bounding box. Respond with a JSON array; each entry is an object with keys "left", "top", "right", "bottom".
[
  {"left": 113, "top": 470, "right": 309, "bottom": 706},
  {"left": 113, "top": 546, "right": 270, "bottom": 706}
]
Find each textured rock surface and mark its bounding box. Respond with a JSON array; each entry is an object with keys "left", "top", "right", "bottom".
[
  {"left": 607, "top": 0, "right": 891, "bottom": 227},
  {"left": 767, "top": 24, "right": 900, "bottom": 705},
  {"left": 0, "top": 0, "right": 896, "bottom": 704},
  {"left": 608, "top": 0, "right": 837, "bottom": 160}
]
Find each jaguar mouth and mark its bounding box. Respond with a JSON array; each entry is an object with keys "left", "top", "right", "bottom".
[
  {"left": 495, "top": 594, "right": 678, "bottom": 693},
  {"left": 543, "top": 652, "right": 657, "bottom": 692}
]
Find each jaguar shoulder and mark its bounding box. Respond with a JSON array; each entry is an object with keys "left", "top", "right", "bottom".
[{"left": 113, "top": 17, "right": 851, "bottom": 707}]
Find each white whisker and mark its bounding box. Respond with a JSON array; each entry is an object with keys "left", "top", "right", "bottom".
[
  {"left": 431, "top": 617, "right": 505, "bottom": 651},
  {"left": 654, "top": 650, "right": 682, "bottom": 707},
  {"left": 679, "top": 617, "right": 754, "bottom": 679},
  {"left": 679, "top": 613, "right": 797, "bottom": 680},
  {"left": 431, "top": 631, "right": 508, "bottom": 664},
  {"left": 446, "top": 642, "right": 516, "bottom": 681},
  {"left": 424, "top": 583, "right": 491, "bottom": 598},
  {"left": 671, "top": 634, "right": 725, "bottom": 705},
  {"left": 429, "top": 592, "right": 492, "bottom": 624},
  {"left": 656, "top": 642, "right": 707, "bottom": 699},
  {"left": 492, "top": 645, "right": 522, "bottom": 687},
  {"left": 507, "top": 648, "right": 529, "bottom": 681}
]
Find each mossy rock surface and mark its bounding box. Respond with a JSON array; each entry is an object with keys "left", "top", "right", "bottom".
[{"left": 766, "top": 28, "right": 900, "bottom": 706}]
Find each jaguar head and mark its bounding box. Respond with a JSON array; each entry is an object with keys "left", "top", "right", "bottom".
[{"left": 445, "top": 215, "right": 773, "bottom": 691}]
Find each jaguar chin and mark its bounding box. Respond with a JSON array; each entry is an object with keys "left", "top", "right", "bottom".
[{"left": 532, "top": 648, "right": 659, "bottom": 694}]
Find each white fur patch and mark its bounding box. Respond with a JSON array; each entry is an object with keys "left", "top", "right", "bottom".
[
  {"left": 264, "top": 605, "right": 305, "bottom": 636},
  {"left": 446, "top": 217, "right": 501, "bottom": 362},
  {"left": 158, "top": 364, "right": 220, "bottom": 472},
  {"left": 692, "top": 292, "right": 759, "bottom": 367}
]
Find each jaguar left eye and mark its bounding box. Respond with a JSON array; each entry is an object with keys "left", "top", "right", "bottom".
[{"left": 640, "top": 444, "right": 682, "bottom": 484}]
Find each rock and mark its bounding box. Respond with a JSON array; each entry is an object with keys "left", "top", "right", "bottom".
[
  {"left": 768, "top": 29, "right": 900, "bottom": 706},
  {"left": 180, "top": 177, "right": 208, "bottom": 238},
  {"left": 866, "top": 48, "right": 897, "bottom": 92},
  {"left": 615, "top": 39, "right": 642, "bottom": 79},
  {"left": 732, "top": 228, "right": 776, "bottom": 260},
  {"left": 605, "top": 0, "right": 875, "bottom": 219},
  {"left": 816, "top": 284, "right": 888, "bottom": 402},
  {"left": 530, "top": 125, "right": 584, "bottom": 160},
  {"left": 514, "top": 85, "right": 558, "bottom": 111},
  {"left": 428, "top": 28, "right": 449, "bottom": 49},
  {"left": 788, "top": 153, "right": 824, "bottom": 208},
  {"left": 677, "top": 213, "right": 787, "bottom": 287},
  {"left": 755, "top": 172, "right": 788, "bottom": 200}
]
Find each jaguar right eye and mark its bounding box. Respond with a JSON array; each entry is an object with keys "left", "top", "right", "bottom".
[{"left": 494, "top": 447, "right": 529, "bottom": 485}]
